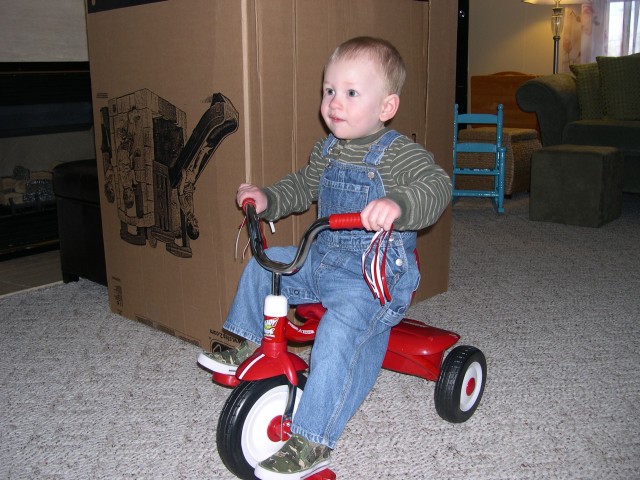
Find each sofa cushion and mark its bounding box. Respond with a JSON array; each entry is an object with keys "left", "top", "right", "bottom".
[
  {"left": 569, "top": 62, "right": 603, "bottom": 120},
  {"left": 596, "top": 53, "right": 640, "bottom": 120},
  {"left": 563, "top": 119, "right": 640, "bottom": 152}
]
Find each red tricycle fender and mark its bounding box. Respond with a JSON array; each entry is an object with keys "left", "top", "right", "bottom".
[
  {"left": 388, "top": 318, "right": 460, "bottom": 355},
  {"left": 382, "top": 318, "right": 460, "bottom": 382},
  {"left": 235, "top": 346, "right": 309, "bottom": 385}
]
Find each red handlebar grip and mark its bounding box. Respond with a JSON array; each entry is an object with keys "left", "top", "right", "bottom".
[
  {"left": 329, "top": 213, "right": 363, "bottom": 230},
  {"left": 242, "top": 198, "right": 256, "bottom": 211}
]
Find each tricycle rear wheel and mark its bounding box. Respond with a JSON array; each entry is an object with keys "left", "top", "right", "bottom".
[
  {"left": 434, "top": 345, "right": 486, "bottom": 423},
  {"left": 216, "top": 374, "right": 307, "bottom": 480}
]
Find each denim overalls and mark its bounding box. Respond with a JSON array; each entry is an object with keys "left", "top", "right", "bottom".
[{"left": 223, "top": 130, "right": 420, "bottom": 448}]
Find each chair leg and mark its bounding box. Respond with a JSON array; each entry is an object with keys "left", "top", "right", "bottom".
[
  {"left": 495, "top": 150, "right": 506, "bottom": 214},
  {"left": 495, "top": 177, "right": 505, "bottom": 213}
]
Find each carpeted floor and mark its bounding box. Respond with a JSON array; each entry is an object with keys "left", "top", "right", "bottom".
[{"left": 1, "top": 193, "right": 639, "bottom": 479}]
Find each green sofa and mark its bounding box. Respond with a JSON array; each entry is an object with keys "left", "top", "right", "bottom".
[{"left": 516, "top": 53, "right": 640, "bottom": 193}]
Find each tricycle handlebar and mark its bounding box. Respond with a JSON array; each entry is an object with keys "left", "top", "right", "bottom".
[{"left": 242, "top": 200, "right": 362, "bottom": 275}]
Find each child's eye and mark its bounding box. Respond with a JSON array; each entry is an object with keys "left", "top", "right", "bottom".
[
  {"left": 348, "top": 89, "right": 358, "bottom": 97},
  {"left": 324, "top": 88, "right": 335, "bottom": 96}
]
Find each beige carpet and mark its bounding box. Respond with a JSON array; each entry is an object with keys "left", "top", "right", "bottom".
[{"left": 1, "top": 193, "right": 639, "bottom": 479}]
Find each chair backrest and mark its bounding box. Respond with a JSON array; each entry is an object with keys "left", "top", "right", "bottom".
[
  {"left": 451, "top": 103, "right": 506, "bottom": 213},
  {"left": 453, "top": 103, "right": 504, "bottom": 157}
]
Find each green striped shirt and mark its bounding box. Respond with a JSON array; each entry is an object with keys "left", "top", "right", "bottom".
[{"left": 262, "top": 128, "right": 452, "bottom": 231}]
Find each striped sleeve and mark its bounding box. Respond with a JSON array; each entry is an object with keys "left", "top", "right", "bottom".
[
  {"left": 261, "top": 140, "right": 327, "bottom": 221},
  {"left": 383, "top": 139, "right": 452, "bottom": 231}
]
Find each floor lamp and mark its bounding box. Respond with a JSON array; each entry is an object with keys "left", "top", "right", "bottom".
[{"left": 522, "top": 0, "right": 566, "bottom": 74}]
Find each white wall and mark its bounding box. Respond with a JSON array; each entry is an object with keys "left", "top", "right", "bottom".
[
  {"left": 0, "top": 0, "right": 92, "bottom": 175},
  {"left": 469, "top": 0, "right": 559, "bottom": 76},
  {"left": 0, "top": 0, "right": 88, "bottom": 62},
  {"left": 0, "top": 0, "right": 554, "bottom": 75}
]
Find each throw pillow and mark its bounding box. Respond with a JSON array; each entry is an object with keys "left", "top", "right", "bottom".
[
  {"left": 570, "top": 62, "right": 603, "bottom": 120},
  {"left": 596, "top": 53, "right": 640, "bottom": 120}
]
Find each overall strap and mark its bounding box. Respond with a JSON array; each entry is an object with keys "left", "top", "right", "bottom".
[
  {"left": 321, "top": 134, "right": 339, "bottom": 157},
  {"left": 363, "top": 130, "right": 401, "bottom": 166}
]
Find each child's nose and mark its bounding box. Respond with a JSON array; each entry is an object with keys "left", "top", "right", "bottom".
[{"left": 329, "top": 95, "right": 342, "bottom": 109}]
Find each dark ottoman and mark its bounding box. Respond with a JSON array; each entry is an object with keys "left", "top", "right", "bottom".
[
  {"left": 52, "top": 159, "right": 107, "bottom": 285},
  {"left": 530, "top": 145, "right": 623, "bottom": 227}
]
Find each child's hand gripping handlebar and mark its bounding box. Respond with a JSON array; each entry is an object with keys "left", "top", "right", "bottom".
[
  {"left": 241, "top": 198, "right": 363, "bottom": 275},
  {"left": 241, "top": 198, "right": 392, "bottom": 304}
]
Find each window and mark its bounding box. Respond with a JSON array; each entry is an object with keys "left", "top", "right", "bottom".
[
  {"left": 580, "top": 0, "right": 640, "bottom": 63},
  {"left": 606, "top": 1, "right": 640, "bottom": 56}
]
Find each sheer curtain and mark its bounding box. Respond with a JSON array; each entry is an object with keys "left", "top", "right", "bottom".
[{"left": 580, "top": 0, "right": 640, "bottom": 63}]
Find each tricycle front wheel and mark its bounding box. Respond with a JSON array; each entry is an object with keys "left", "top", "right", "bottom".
[
  {"left": 434, "top": 345, "right": 486, "bottom": 423},
  {"left": 216, "top": 374, "right": 306, "bottom": 480}
]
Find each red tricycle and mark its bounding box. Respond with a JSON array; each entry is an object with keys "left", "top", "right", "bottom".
[{"left": 199, "top": 200, "right": 486, "bottom": 480}]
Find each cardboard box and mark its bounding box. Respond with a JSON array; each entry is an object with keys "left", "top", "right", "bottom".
[{"left": 85, "top": 0, "right": 456, "bottom": 352}]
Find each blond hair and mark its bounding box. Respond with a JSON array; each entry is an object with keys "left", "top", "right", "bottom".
[{"left": 327, "top": 36, "right": 406, "bottom": 95}]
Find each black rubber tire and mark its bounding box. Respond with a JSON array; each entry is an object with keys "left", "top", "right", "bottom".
[
  {"left": 434, "top": 345, "right": 486, "bottom": 423},
  {"left": 216, "top": 374, "right": 307, "bottom": 480}
]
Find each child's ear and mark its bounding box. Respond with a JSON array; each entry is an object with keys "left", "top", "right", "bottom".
[{"left": 380, "top": 94, "right": 400, "bottom": 122}]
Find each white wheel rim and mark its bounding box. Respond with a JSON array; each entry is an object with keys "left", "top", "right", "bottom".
[
  {"left": 241, "top": 385, "right": 302, "bottom": 467},
  {"left": 460, "top": 361, "right": 483, "bottom": 412}
]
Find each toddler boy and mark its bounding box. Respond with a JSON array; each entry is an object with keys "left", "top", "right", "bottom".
[{"left": 199, "top": 36, "right": 452, "bottom": 479}]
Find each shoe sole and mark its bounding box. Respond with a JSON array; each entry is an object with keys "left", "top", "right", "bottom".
[
  {"left": 197, "top": 352, "right": 237, "bottom": 375},
  {"left": 254, "top": 459, "right": 330, "bottom": 480}
]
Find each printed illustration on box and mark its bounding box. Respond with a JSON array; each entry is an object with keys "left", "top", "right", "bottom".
[{"left": 100, "top": 90, "right": 238, "bottom": 258}]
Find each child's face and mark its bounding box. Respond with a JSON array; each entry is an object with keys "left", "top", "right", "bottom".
[{"left": 321, "top": 56, "right": 397, "bottom": 140}]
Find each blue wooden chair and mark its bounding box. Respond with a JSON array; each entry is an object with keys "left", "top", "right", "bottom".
[{"left": 452, "top": 104, "right": 506, "bottom": 214}]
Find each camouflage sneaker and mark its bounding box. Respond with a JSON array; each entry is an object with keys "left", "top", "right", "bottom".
[
  {"left": 197, "top": 340, "right": 258, "bottom": 375},
  {"left": 254, "top": 434, "right": 331, "bottom": 480}
]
